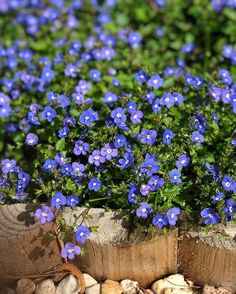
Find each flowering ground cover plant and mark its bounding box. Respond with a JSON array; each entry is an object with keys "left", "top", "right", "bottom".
[{"left": 0, "top": 0, "right": 236, "bottom": 258}]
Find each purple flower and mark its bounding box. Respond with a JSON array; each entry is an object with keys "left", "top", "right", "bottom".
[
  {"left": 88, "top": 177, "right": 102, "bottom": 191},
  {"left": 103, "top": 91, "right": 118, "bottom": 104},
  {"left": 73, "top": 93, "right": 84, "bottom": 105},
  {"left": 41, "top": 66, "right": 54, "bottom": 82},
  {"left": 167, "top": 207, "right": 181, "bottom": 226},
  {"left": 140, "top": 184, "right": 151, "bottom": 196},
  {"left": 222, "top": 175, "right": 236, "bottom": 192},
  {"left": 61, "top": 242, "right": 81, "bottom": 260},
  {"left": 136, "top": 202, "right": 153, "bottom": 218},
  {"left": 0, "top": 105, "right": 11, "bottom": 118},
  {"left": 201, "top": 208, "right": 220, "bottom": 225},
  {"left": 74, "top": 140, "right": 90, "bottom": 156},
  {"left": 25, "top": 133, "right": 38, "bottom": 146},
  {"left": 35, "top": 206, "right": 54, "bottom": 224},
  {"left": 135, "top": 70, "right": 148, "bottom": 84},
  {"left": 61, "top": 164, "right": 73, "bottom": 176},
  {"left": 58, "top": 127, "right": 70, "bottom": 138},
  {"left": 71, "top": 162, "right": 86, "bottom": 177},
  {"left": 79, "top": 109, "right": 98, "bottom": 127},
  {"left": 75, "top": 225, "right": 90, "bottom": 244},
  {"left": 114, "top": 135, "right": 127, "bottom": 148},
  {"left": 128, "top": 184, "right": 139, "bottom": 203},
  {"left": 51, "top": 192, "right": 67, "bottom": 209},
  {"left": 211, "top": 191, "right": 225, "bottom": 204},
  {"left": 1, "top": 159, "right": 16, "bottom": 174},
  {"left": 65, "top": 64, "right": 78, "bottom": 78},
  {"left": 55, "top": 153, "right": 68, "bottom": 166},
  {"left": 169, "top": 170, "right": 182, "bottom": 184},
  {"left": 191, "top": 131, "right": 204, "bottom": 146},
  {"left": 138, "top": 130, "right": 157, "bottom": 145},
  {"left": 130, "top": 110, "right": 143, "bottom": 124},
  {"left": 75, "top": 80, "right": 92, "bottom": 95},
  {"left": 176, "top": 155, "right": 191, "bottom": 169},
  {"left": 43, "top": 159, "right": 57, "bottom": 172},
  {"left": 126, "top": 101, "right": 137, "bottom": 113},
  {"left": 41, "top": 106, "right": 56, "bottom": 122},
  {"left": 101, "top": 143, "right": 118, "bottom": 160},
  {"left": 147, "top": 74, "right": 163, "bottom": 89},
  {"left": 111, "top": 107, "right": 126, "bottom": 125},
  {"left": 152, "top": 213, "right": 169, "bottom": 229},
  {"left": 88, "top": 150, "right": 106, "bottom": 166},
  {"left": 152, "top": 98, "right": 161, "bottom": 114},
  {"left": 163, "top": 129, "right": 174, "bottom": 145},
  {"left": 181, "top": 42, "right": 195, "bottom": 54},
  {"left": 119, "top": 152, "right": 134, "bottom": 169}
]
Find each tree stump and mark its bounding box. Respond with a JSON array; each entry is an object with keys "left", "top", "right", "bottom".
[
  {"left": 0, "top": 204, "right": 62, "bottom": 286},
  {"left": 62, "top": 207, "right": 178, "bottom": 288}
]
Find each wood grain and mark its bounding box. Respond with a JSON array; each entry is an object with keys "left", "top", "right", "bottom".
[{"left": 0, "top": 204, "right": 62, "bottom": 285}]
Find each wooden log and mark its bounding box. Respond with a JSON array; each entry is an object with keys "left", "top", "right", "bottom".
[
  {"left": 0, "top": 204, "right": 62, "bottom": 285},
  {"left": 62, "top": 208, "right": 178, "bottom": 288},
  {"left": 178, "top": 234, "right": 236, "bottom": 292}
]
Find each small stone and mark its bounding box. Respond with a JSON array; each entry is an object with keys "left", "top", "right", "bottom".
[
  {"left": 151, "top": 274, "right": 193, "bottom": 294},
  {"left": 203, "top": 285, "right": 217, "bottom": 294},
  {"left": 164, "top": 289, "right": 193, "bottom": 294},
  {"left": 102, "top": 279, "right": 123, "bottom": 294},
  {"left": 35, "top": 279, "right": 56, "bottom": 294},
  {"left": 120, "top": 279, "right": 141, "bottom": 294},
  {"left": 83, "top": 273, "right": 98, "bottom": 288},
  {"left": 216, "top": 287, "right": 232, "bottom": 294},
  {"left": 85, "top": 283, "right": 100, "bottom": 294},
  {"left": 16, "top": 278, "right": 36, "bottom": 294},
  {"left": 56, "top": 274, "right": 81, "bottom": 294}
]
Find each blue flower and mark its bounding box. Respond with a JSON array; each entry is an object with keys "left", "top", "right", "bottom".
[
  {"left": 114, "top": 135, "right": 127, "bottom": 148},
  {"left": 191, "top": 131, "right": 204, "bottom": 146},
  {"left": 88, "top": 177, "right": 102, "bottom": 191},
  {"left": 58, "top": 127, "right": 70, "bottom": 138},
  {"left": 71, "top": 162, "right": 86, "bottom": 177},
  {"left": 136, "top": 202, "right": 153, "bottom": 218},
  {"left": 167, "top": 207, "right": 181, "bottom": 226},
  {"left": 51, "top": 192, "right": 67, "bottom": 209},
  {"left": 41, "top": 106, "right": 56, "bottom": 122},
  {"left": 181, "top": 42, "right": 195, "bottom": 54},
  {"left": 138, "top": 130, "right": 157, "bottom": 145},
  {"left": 163, "top": 129, "right": 174, "bottom": 144},
  {"left": 222, "top": 175, "right": 236, "bottom": 192},
  {"left": 211, "top": 191, "right": 225, "bottom": 204},
  {"left": 41, "top": 66, "right": 54, "bottom": 82},
  {"left": 140, "top": 153, "right": 159, "bottom": 177},
  {"left": 201, "top": 208, "right": 220, "bottom": 225},
  {"left": 88, "top": 150, "right": 106, "bottom": 166},
  {"left": 160, "top": 93, "right": 175, "bottom": 108},
  {"left": 176, "top": 155, "right": 190, "bottom": 169},
  {"left": 152, "top": 98, "right": 161, "bottom": 114},
  {"left": 90, "top": 69, "right": 101, "bottom": 82},
  {"left": 135, "top": 70, "right": 148, "bottom": 84},
  {"left": 101, "top": 143, "right": 118, "bottom": 160},
  {"left": 57, "top": 95, "right": 71, "bottom": 108},
  {"left": 61, "top": 164, "right": 73, "bottom": 176},
  {"left": 64, "top": 64, "right": 78, "bottom": 78},
  {"left": 147, "top": 74, "right": 163, "bottom": 90},
  {"left": 148, "top": 176, "right": 165, "bottom": 191},
  {"left": 119, "top": 152, "right": 134, "bottom": 169},
  {"left": 43, "top": 159, "right": 57, "bottom": 172},
  {"left": 223, "top": 199, "right": 236, "bottom": 220},
  {"left": 75, "top": 225, "right": 90, "bottom": 244},
  {"left": 127, "top": 101, "right": 137, "bottom": 113},
  {"left": 61, "top": 242, "right": 81, "bottom": 260},
  {"left": 79, "top": 109, "right": 99, "bottom": 126},
  {"left": 66, "top": 194, "right": 80, "bottom": 207},
  {"left": 75, "top": 80, "right": 92, "bottom": 95},
  {"left": 128, "top": 31, "right": 142, "bottom": 47},
  {"left": 111, "top": 107, "right": 126, "bottom": 125},
  {"left": 128, "top": 184, "right": 139, "bottom": 203},
  {"left": 1, "top": 159, "right": 17, "bottom": 174},
  {"left": 152, "top": 213, "right": 169, "bottom": 229},
  {"left": 169, "top": 170, "right": 182, "bottom": 184}
]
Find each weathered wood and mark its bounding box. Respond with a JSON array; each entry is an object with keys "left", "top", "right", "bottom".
[
  {"left": 0, "top": 204, "right": 62, "bottom": 285},
  {"left": 62, "top": 207, "right": 178, "bottom": 288},
  {"left": 178, "top": 235, "right": 236, "bottom": 292}
]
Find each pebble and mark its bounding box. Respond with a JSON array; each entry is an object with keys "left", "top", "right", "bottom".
[
  {"left": 102, "top": 279, "right": 123, "bottom": 294},
  {"left": 120, "top": 279, "right": 143, "bottom": 294},
  {"left": 16, "top": 278, "right": 36, "bottom": 294},
  {"left": 151, "top": 274, "right": 193, "bottom": 294},
  {"left": 203, "top": 285, "right": 232, "bottom": 294},
  {"left": 83, "top": 273, "right": 98, "bottom": 288},
  {"left": 85, "top": 283, "right": 100, "bottom": 294},
  {"left": 35, "top": 279, "right": 56, "bottom": 294},
  {"left": 56, "top": 274, "right": 81, "bottom": 294}
]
